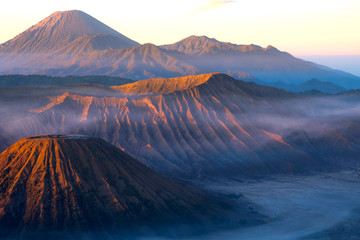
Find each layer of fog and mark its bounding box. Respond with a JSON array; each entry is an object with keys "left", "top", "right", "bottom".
[
  {"left": 143, "top": 171, "right": 360, "bottom": 240},
  {"left": 238, "top": 96, "right": 360, "bottom": 138},
  {"left": 1, "top": 87, "right": 360, "bottom": 163}
]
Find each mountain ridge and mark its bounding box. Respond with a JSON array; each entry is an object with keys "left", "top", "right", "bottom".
[
  {"left": 0, "top": 73, "right": 323, "bottom": 178},
  {"left": 160, "top": 35, "right": 281, "bottom": 56},
  {"left": 1, "top": 10, "right": 360, "bottom": 88},
  {"left": 255, "top": 78, "right": 346, "bottom": 94},
  {"left": 112, "top": 72, "right": 221, "bottom": 95}
]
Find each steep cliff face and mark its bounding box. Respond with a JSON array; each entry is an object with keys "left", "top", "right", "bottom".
[
  {"left": 2, "top": 73, "right": 360, "bottom": 180},
  {"left": 0, "top": 135, "right": 235, "bottom": 237},
  {"left": 0, "top": 73, "right": 323, "bottom": 178}
]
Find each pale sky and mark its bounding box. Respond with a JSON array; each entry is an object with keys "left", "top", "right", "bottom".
[{"left": 0, "top": 0, "right": 359, "bottom": 56}]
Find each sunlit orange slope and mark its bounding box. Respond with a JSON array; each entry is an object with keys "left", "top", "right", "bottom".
[
  {"left": 0, "top": 135, "right": 234, "bottom": 237},
  {"left": 112, "top": 73, "right": 219, "bottom": 95}
]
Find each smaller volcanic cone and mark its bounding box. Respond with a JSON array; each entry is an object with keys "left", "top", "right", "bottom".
[{"left": 0, "top": 135, "right": 233, "bottom": 238}]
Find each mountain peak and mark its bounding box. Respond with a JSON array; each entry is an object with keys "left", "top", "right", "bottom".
[
  {"left": 161, "top": 35, "right": 265, "bottom": 55},
  {"left": 50, "top": 9, "right": 85, "bottom": 15},
  {"left": 161, "top": 35, "right": 222, "bottom": 55},
  {"left": 184, "top": 35, "right": 220, "bottom": 42},
  {"left": 0, "top": 10, "right": 139, "bottom": 53},
  {"left": 46, "top": 9, "right": 86, "bottom": 17},
  {"left": 264, "top": 45, "right": 279, "bottom": 51},
  {"left": 28, "top": 10, "right": 124, "bottom": 38}
]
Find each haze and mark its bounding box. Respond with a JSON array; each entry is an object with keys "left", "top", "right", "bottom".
[
  {"left": 1, "top": 0, "right": 359, "bottom": 56},
  {"left": 299, "top": 55, "right": 360, "bottom": 77},
  {"left": 140, "top": 171, "right": 360, "bottom": 240},
  {"left": 1, "top": 2, "right": 360, "bottom": 239}
]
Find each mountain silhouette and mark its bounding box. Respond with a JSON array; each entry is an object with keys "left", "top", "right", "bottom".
[
  {"left": 260, "top": 79, "right": 346, "bottom": 94},
  {"left": 0, "top": 11, "right": 359, "bottom": 88},
  {"left": 0, "top": 10, "right": 138, "bottom": 54},
  {"left": 161, "top": 36, "right": 360, "bottom": 88}
]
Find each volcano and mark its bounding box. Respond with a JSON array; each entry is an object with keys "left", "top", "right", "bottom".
[
  {"left": 0, "top": 134, "right": 236, "bottom": 238},
  {"left": 0, "top": 10, "right": 139, "bottom": 54}
]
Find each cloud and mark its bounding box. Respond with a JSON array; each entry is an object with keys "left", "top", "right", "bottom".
[{"left": 191, "top": 0, "right": 236, "bottom": 14}]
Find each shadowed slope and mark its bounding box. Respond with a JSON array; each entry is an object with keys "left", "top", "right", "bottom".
[
  {"left": 0, "top": 73, "right": 326, "bottom": 178},
  {"left": 0, "top": 135, "right": 237, "bottom": 237},
  {"left": 95, "top": 43, "right": 197, "bottom": 79}
]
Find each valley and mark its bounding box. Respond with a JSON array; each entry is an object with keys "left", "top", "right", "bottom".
[{"left": 145, "top": 171, "right": 360, "bottom": 240}]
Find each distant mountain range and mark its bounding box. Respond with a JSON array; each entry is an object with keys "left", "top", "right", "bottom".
[
  {"left": 254, "top": 78, "right": 346, "bottom": 94},
  {"left": 0, "top": 75, "right": 345, "bottom": 94},
  {"left": 0, "top": 75, "right": 133, "bottom": 87},
  {"left": 0, "top": 10, "right": 359, "bottom": 88}
]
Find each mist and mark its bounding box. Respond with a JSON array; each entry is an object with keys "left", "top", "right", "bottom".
[
  {"left": 300, "top": 55, "right": 360, "bottom": 77},
  {"left": 138, "top": 171, "right": 360, "bottom": 240},
  {"left": 1, "top": 83, "right": 360, "bottom": 174}
]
